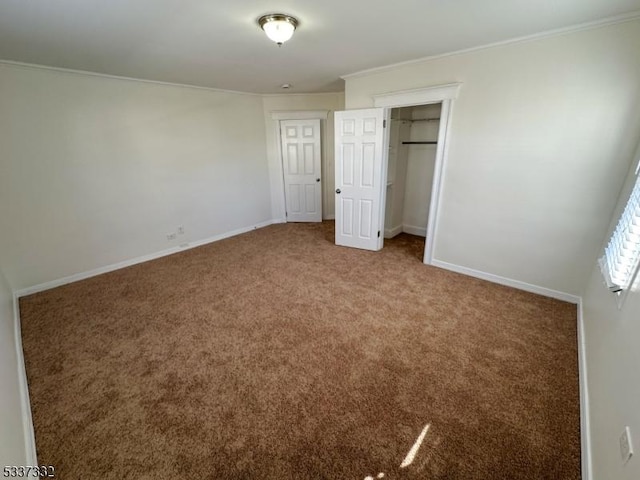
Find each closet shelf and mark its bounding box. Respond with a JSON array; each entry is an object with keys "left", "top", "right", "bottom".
[{"left": 402, "top": 141, "right": 437, "bottom": 145}]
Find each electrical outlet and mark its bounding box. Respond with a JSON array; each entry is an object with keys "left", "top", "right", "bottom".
[
  {"left": 166, "top": 233, "right": 177, "bottom": 241},
  {"left": 620, "top": 426, "right": 634, "bottom": 463},
  {"left": 177, "top": 226, "right": 185, "bottom": 235}
]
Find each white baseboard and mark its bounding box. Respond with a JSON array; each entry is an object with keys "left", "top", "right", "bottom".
[
  {"left": 11, "top": 218, "right": 282, "bottom": 466},
  {"left": 323, "top": 214, "right": 335, "bottom": 220},
  {"left": 10, "top": 221, "right": 590, "bottom": 477},
  {"left": 577, "top": 299, "right": 592, "bottom": 480},
  {"left": 402, "top": 224, "right": 427, "bottom": 237},
  {"left": 430, "top": 259, "right": 581, "bottom": 304},
  {"left": 15, "top": 219, "right": 278, "bottom": 298},
  {"left": 430, "top": 258, "right": 589, "bottom": 475},
  {"left": 385, "top": 224, "right": 403, "bottom": 238},
  {"left": 13, "top": 294, "right": 37, "bottom": 466}
]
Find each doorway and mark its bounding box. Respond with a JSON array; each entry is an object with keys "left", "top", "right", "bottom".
[
  {"left": 333, "top": 82, "right": 460, "bottom": 263},
  {"left": 384, "top": 104, "right": 442, "bottom": 253}
]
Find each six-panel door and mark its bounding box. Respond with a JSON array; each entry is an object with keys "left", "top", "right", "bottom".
[
  {"left": 334, "top": 108, "right": 386, "bottom": 250},
  {"left": 280, "top": 119, "right": 322, "bottom": 222}
]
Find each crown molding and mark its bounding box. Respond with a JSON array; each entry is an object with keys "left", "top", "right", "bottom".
[
  {"left": 262, "top": 91, "right": 344, "bottom": 97},
  {"left": 373, "top": 83, "right": 461, "bottom": 107},
  {"left": 270, "top": 110, "right": 329, "bottom": 120},
  {"left": 0, "top": 59, "right": 347, "bottom": 96},
  {"left": 0, "top": 59, "right": 264, "bottom": 96},
  {"left": 342, "top": 10, "right": 640, "bottom": 80}
]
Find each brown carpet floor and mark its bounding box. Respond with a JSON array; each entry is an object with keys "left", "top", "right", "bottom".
[{"left": 20, "top": 222, "right": 580, "bottom": 480}]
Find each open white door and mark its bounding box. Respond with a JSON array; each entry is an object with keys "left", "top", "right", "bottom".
[
  {"left": 280, "top": 119, "right": 322, "bottom": 222},
  {"left": 334, "top": 108, "right": 388, "bottom": 250}
]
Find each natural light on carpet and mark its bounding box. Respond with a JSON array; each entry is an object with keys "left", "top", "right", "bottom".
[
  {"left": 363, "top": 423, "right": 431, "bottom": 479},
  {"left": 364, "top": 473, "right": 385, "bottom": 480},
  {"left": 400, "top": 423, "right": 431, "bottom": 468}
]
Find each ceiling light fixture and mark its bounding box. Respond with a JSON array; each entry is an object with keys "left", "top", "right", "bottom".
[{"left": 258, "top": 14, "right": 299, "bottom": 46}]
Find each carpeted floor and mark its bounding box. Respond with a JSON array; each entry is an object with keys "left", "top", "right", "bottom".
[{"left": 20, "top": 222, "right": 580, "bottom": 479}]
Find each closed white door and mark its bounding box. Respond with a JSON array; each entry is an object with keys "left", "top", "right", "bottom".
[
  {"left": 334, "top": 108, "right": 387, "bottom": 250},
  {"left": 280, "top": 119, "right": 322, "bottom": 222}
]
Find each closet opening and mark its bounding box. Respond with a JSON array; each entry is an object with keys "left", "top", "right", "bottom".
[{"left": 383, "top": 103, "right": 442, "bottom": 258}]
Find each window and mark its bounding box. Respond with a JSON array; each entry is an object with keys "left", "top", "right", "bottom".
[{"left": 599, "top": 171, "right": 640, "bottom": 298}]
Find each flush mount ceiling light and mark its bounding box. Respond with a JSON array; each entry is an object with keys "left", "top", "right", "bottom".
[{"left": 258, "top": 14, "right": 299, "bottom": 46}]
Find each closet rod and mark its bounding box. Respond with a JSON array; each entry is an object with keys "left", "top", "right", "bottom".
[
  {"left": 410, "top": 117, "right": 441, "bottom": 122},
  {"left": 402, "top": 141, "right": 437, "bottom": 145},
  {"left": 393, "top": 117, "right": 441, "bottom": 123}
]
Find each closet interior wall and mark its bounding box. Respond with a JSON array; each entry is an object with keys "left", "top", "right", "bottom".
[{"left": 384, "top": 103, "right": 442, "bottom": 239}]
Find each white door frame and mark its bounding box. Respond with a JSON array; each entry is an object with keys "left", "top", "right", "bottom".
[
  {"left": 270, "top": 110, "right": 329, "bottom": 222},
  {"left": 373, "top": 83, "right": 461, "bottom": 265}
]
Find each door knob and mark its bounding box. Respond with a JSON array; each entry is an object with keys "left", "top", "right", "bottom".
[
  {"left": 316, "top": 178, "right": 321, "bottom": 182},
  {"left": 336, "top": 189, "right": 341, "bottom": 194}
]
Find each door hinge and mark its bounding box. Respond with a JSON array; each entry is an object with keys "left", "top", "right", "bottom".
[
  {"left": 378, "top": 230, "right": 381, "bottom": 238},
  {"left": 383, "top": 120, "right": 386, "bottom": 128}
]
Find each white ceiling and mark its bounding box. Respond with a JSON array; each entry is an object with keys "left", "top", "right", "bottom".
[{"left": 0, "top": 0, "right": 639, "bottom": 94}]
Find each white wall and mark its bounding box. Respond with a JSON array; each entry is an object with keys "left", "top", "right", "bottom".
[
  {"left": 262, "top": 93, "right": 345, "bottom": 221},
  {"left": 344, "top": 19, "right": 640, "bottom": 295},
  {"left": 583, "top": 271, "right": 640, "bottom": 480},
  {"left": 582, "top": 156, "right": 640, "bottom": 480},
  {"left": 0, "top": 64, "right": 272, "bottom": 290},
  {"left": 0, "top": 267, "right": 29, "bottom": 466}
]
